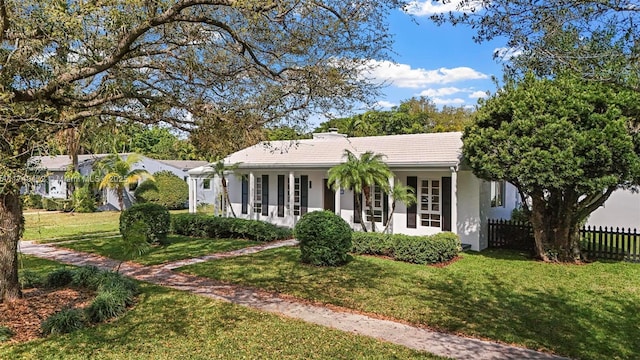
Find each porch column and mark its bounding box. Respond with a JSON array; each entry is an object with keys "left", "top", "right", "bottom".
[
  {"left": 450, "top": 167, "right": 458, "bottom": 234},
  {"left": 188, "top": 176, "right": 196, "bottom": 213},
  {"left": 334, "top": 180, "right": 341, "bottom": 217},
  {"left": 387, "top": 176, "right": 394, "bottom": 233},
  {"left": 289, "top": 171, "right": 295, "bottom": 217},
  {"left": 248, "top": 172, "right": 255, "bottom": 218}
]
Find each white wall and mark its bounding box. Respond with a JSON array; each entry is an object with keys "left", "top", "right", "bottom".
[
  {"left": 587, "top": 188, "right": 640, "bottom": 229},
  {"left": 457, "top": 171, "right": 482, "bottom": 250}
]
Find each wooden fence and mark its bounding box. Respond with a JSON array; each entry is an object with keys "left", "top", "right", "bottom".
[{"left": 487, "top": 219, "right": 640, "bottom": 262}]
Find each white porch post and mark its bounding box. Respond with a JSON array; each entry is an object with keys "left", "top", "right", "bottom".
[
  {"left": 334, "top": 180, "right": 341, "bottom": 216},
  {"left": 387, "top": 176, "right": 394, "bottom": 233},
  {"left": 248, "top": 172, "right": 255, "bottom": 218},
  {"left": 450, "top": 167, "right": 458, "bottom": 234},
  {"left": 188, "top": 176, "right": 195, "bottom": 213},
  {"left": 288, "top": 171, "right": 295, "bottom": 217}
]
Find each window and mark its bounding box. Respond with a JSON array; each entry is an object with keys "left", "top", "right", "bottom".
[
  {"left": 255, "top": 176, "right": 262, "bottom": 214},
  {"left": 293, "top": 177, "right": 301, "bottom": 215},
  {"left": 203, "top": 179, "right": 211, "bottom": 190},
  {"left": 419, "top": 179, "right": 441, "bottom": 228},
  {"left": 365, "top": 185, "right": 384, "bottom": 223},
  {"left": 491, "top": 181, "right": 505, "bottom": 207}
]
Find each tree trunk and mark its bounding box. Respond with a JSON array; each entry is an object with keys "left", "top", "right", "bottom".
[
  {"left": 117, "top": 188, "right": 125, "bottom": 211},
  {"left": 530, "top": 194, "right": 583, "bottom": 262},
  {"left": 383, "top": 202, "right": 395, "bottom": 233},
  {"left": 0, "top": 189, "right": 23, "bottom": 303},
  {"left": 221, "top": 176, "right": 236, "bottom": 217},
  {"left": 363, "top": 187, "right": 376, "bottom": 232},
  {"left": 355, "top": 192, "right": 367, "bottom": 232}
]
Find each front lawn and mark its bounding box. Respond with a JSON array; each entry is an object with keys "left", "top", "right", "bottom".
[
  {"left": 23, "top": 211, "right": 121, "bottom": 242},
  {"left": 2, "top": 256, "right": 440, "bottom": 360},
  {"left": 61, "top": 235, "right": 260, "bottom": 266},
  {"left": 179, "top": 247, "right": 640, "bottom": 360}
]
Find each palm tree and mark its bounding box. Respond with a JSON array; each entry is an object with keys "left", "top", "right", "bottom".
[
  {"left": 96, "top": 153, "right": 153, "bottom": 211},
  {"left": 206, "top": 160, "right": 242, "bottom": 217},
  {"left": 328, "top": 149, "right": 392, "bottom": 232},
  {"left": 382, "top": 182, "right": 416, "bottom": 233}
]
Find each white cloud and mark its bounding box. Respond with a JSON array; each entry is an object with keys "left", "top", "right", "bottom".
[
  {"left": 493, "top": 47, "right": 524, "bottom": 60},
  {"left": 374, "top": 100, "right": 398, "bottom": 109},
  {"left": 469, "top": 90, "right": 489, "bottom": 99},
  {"left": 418, "top": 87, "right": 464, "bottom": 97},
  {"left": 363, "top": 60, "right": 488, "bottom": 88},
  {"left": 432, "top": 97, "right": 466, "bottom": 105},
  {"left": 404, "top": 1, "right": 483, "bottom": 16}
]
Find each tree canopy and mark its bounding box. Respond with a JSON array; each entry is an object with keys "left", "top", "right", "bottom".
[
  {"left": 463, "top": 73, "right": 640, "bottom": 261},
  {"left": 0, "top": 0, "right": 407, "bottom": 302},
  {"left": 432, "top": 0, "right": 640, "bottom": 89}
]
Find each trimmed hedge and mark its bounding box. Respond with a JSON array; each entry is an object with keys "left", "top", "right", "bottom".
[
  {"left": 295, "top": 211, "right": 352, "bottom": 266},
  {"left": 134, "top": 171, "right": 189, "bottom": 210},
  {"left": 120, "top": 203, "right": 171, "bottom": 244},
  {"left": 42, "top": 197, "right": 73, "bottom": 212},
  {"left": 171, "top": 213, "right": 293, "bottom": 242},
  {"left": 351, "top": 231, "right": 461, "bottom": 265},
  {"left": 21, "top": 194, "right": 43, "bottom": 209}
]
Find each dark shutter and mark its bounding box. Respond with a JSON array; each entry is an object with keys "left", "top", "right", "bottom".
[
  {"left": 261, "top": 175, "right": 269, "bottom": 216},
  {"left": 383, "top": 189, "right": 389, "bottom": 226},
  {"left": 300, "top": 175, "right": 308, "bottom": 215},
  {"left": 442, "top": 176, "right": 452, "bottom": 231},
  {"left": 353, "top": 191, "right": 361, "bottom": 223},
  {"left": 277, "top": 175, "right": 285, "bottom": 217},
  {"left": 241, "top": 177, "right": 248, "bottom": 214},
  {"left": 407, "top": 176, "right": 417, "bottom": 228}
]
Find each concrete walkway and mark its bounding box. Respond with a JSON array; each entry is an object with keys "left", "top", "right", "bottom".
[{"left": 19, "top": 240, "right": 567, "bottom": 360}]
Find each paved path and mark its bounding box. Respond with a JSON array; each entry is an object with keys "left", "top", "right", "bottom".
[{"left": 19, "top": 240, "right": 567, "bottom": 360}]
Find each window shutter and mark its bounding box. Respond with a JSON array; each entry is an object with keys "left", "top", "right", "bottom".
[
  {"left": 277, "top": 175, "right": 285, "bottom": 217},
  {"left": 441, "top": 176, "right": 452, "bottom": 231},
  {"left": 406, "top": 176, "right": 417, "bottom": 228},
  {"left": 383, "top": 189, "right": 389, "bottom": 226},
  {"left": 353, "top": 191, "right": 361, "bottom": 223},
  {"left": 300, "top": 175, "right": 308, "bottom": 215},
  {"left": 261, "top": 175, "right": 269, "bottom": 216},
  {"left": 241, "top": 177, "right": 248, "bottom": 214}
]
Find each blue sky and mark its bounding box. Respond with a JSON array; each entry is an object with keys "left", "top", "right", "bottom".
[{"left": 362, "top": 1, "right": 512, "bottom": 110}]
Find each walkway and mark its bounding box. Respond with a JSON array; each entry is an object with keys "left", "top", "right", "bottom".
[{"left": 19, "top": 240, "right": 567, "bottom": 360}]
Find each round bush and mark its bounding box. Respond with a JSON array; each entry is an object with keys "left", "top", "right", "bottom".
[
  {"left": 120, "top": 203, "right": 170, "bottom": 244},
  {"left": 294, "top": 210, "right": 352, "bottom": 266},
  {"left": 41, "top": 308, "right": 86, "bottom": 335},
  {"left": 134, "top": 170, "right": 188, "bottom": 209},
  {"left": 72, "top": 186, "right": 96, "bottom": 213},
  {"left": 85, "top": 290, "right": 127, "bottom": 323},
  {"left": 45, "top": 268, "right": 74, "bottom": 288}
]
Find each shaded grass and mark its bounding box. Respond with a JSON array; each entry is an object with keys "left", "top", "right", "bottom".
[
  {"left": 62, "top": 235, "right": 260, "bottom": 265},
  {"left": 23, "top": 211, "right": 121, "bottom": 242},
  {"left": 2, "top": 257, "right": 441, "bottom": 360},
  {"left": 180, "top": 247, "right": 640, "bottom": 360}
]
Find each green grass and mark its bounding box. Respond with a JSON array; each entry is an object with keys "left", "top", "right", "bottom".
[
  {"left": 2, "top": 257, "right": 441, "bottom": 360},
  {"left": 23, "top": 211, "right": 121, "bottom": 242},
  {"left": 61, "top": 235, "right": 260, "bottom": 265},
  {"left": 180, "top": 247, "right": 640, "bottom": 360}
]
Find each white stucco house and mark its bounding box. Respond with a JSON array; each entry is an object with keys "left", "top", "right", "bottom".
[
  {"left": 586, "top": 188, "right": 640, "bottom": 229},
  {"left": 187, "top": 131, "right": 520, "bottom": 251},
  {"left": 27, "top": 154, "right": 208, "bottom": 210}
]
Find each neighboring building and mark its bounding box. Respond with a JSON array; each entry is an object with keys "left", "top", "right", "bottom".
[
  {"left": 586, "top": 187, "right": 640, "bottom": 229},
  {"left": 27, "top": 154, "right": 208, "bottom": 210},
  {"left": 187, "top": 131, "right": 520, "bottom": 251}
]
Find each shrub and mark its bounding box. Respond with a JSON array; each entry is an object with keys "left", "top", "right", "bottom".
[
  {"left": 71, "top": 265, "right": 101, "bottom": 289},
  {"left": 295, "top": 210, "right": 352, "bottom": 266},
  {"left": 393, "top": 232, "right": 461, "bottom": 264},
  {"left": 120, "top": 203, "right": 170, "bottom": 244},
  {"left": 41, "top": 198, "right": 72, "bottom": 211},
  {"left": 134, "top": 171, "right": 189, "bottom": 209},
  {"left": 41, "top": 308, "right": 86, "bottom": 335},
  {"left": 119, "top": 220, "right": 152, "bottom": 264},
  {"left": 0, "top": 326, "right": 14, "bottom": 342},
  {"left": 72, "top": 186, "right": 96, "bottom": 213},
  {"left": 22, "top": 194, "right": 43, "bottom": 209},
  {"left": 95, "top": 271, "right": 140, "bottom": 298},
  {"left": 85, "top": 290, "right": 127, "bottom": 323},
  {"left": 19, "top": 269, "right": 43, "bottom": 289},
  {"left": 45, "top": 268, "right": 74, "bottom": 288},
  {"left": 351, "top": 232, "right": 395, "bottom": 257},
  {"left": 171, "top": 213, "right": 293, "bottom": 241}
]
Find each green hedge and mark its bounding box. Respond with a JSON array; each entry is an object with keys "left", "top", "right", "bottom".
[
  {"left": 171, "top": 213, "right": 293, "bottom": 242},
  {"left": 41, "top": 197, "right": 73, "bottom": 211},
  {"left": 120, "top": 203, "right": 171, "bottom": 244},
  {"left": 21, "top": 194, "right": 43, "bottom": 209},
  {"left": 351, "top": 231, "right": 461, "bottom": 265},
  {"left": 134, "top": 171, "right": 189, "bottom": 210},
  {"left": 295, "top": 211, "right": 352, "bottom": 266}
]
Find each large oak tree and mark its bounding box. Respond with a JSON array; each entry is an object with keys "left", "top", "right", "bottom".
[
  {"left": 464, "top": 74, "right": 640, "bottom": 262},
  {"left": 0, "top": 0, "right": 405, "bottom": 302}
]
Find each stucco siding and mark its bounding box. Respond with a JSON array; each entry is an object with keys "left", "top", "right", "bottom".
[{"left": 587, "top": 188, "right": 640, "bottom": 229}]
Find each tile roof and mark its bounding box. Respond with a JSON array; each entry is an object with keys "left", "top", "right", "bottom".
[{"left": 190, "top": 132, "right": 463, "bottom": 174}]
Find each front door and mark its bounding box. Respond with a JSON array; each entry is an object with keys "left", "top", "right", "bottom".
[{"left": 323, "top": 179, "right": 335, "bottom": 212}]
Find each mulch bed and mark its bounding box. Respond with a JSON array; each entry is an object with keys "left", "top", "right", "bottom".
[{"left": 0, "top": 288, "right": 94, "bottom": 343}]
